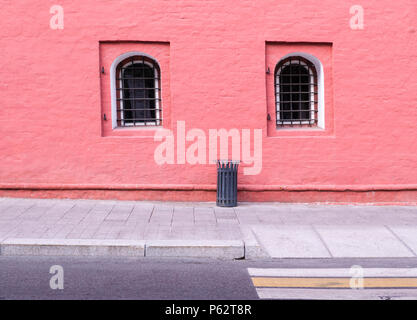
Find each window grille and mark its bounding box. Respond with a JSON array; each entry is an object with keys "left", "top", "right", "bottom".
[
  {"left": 275, "top": 56, "right": 318, "bottom": 127},
  {"left": 116, "top": 56, "right": 161, "bottom": 126}
]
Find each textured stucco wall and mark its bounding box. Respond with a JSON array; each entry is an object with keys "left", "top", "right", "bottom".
[{"left": 0, "top": 0, "right": 416, "bottom": 202}]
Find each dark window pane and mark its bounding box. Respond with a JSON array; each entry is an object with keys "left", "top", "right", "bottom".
[
  {"left": 301, "top": 92, "right": 309, "bottom": 101},
  {"left": 276, "top": 58, "right": 316, "bottom": 126},
  {"left": 282, "top": 93, "right": 291, "bottom": 102},
  {"left": 300, "top": 102, "right": 310, "bottom": 120},
  {"left": 118, "top": 58, "right": 159, "bottom": 126},
  {"left": 291, "top": 84, "right": 300, "bottom": 93}
]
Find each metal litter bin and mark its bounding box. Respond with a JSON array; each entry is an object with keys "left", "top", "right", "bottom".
[{"left": 216, "top": 160, "right": 239, "bottom": 207}]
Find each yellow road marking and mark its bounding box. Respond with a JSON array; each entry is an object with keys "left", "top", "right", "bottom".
[{"left": 252, "top": 277, "right": 417, "bottom": 288}]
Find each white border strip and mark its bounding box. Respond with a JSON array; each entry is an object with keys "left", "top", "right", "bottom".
[
  {"left": 248, "top": 268, "right": 417, "bottom": 277},
  {"left": 256, "top": 288, "right": 417, "bottom": 300}
]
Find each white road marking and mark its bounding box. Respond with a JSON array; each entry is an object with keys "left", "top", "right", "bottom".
[
  {"left": 248, "top": 268, "right": 417, "bottom": 278},
  {"left": 249, "top": 268, "right": 417, "bottom": 300},
  {"left": 255, "top": 288, "right": 417, "bottom": 300}
]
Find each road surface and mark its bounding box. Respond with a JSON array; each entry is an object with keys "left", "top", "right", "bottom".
[{"left": 2, "top": 256, "right": 417, "bottom": 300}]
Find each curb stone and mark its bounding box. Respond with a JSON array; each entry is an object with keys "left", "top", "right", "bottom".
[
  {"left": 146, "top": 240, "right": 245, "bottom": 259},
  {"left": 0, "top": 239, "right": 146, "bottom": 257},
  {"left": 0, "top": 238, "right": 247, "bottom": 259}
]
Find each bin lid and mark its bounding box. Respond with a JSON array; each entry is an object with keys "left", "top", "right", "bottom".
[{"left": 217, "top": 159, "right": 240, "bottom": 164}]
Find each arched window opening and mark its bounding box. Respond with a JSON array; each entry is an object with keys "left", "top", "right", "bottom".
[
  {"left": 275, "top": 56, "right": 318, "bottom": 127},
  {"left": 116, "top": 55, "right": 161, "bottom": 127}
]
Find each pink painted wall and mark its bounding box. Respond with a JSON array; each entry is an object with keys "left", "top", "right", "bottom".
[{"left": 1, "top": 0, "right": 417, "bottom": 202}]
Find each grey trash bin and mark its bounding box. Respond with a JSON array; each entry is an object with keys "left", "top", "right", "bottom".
[{"left": 216, "top": 160, "right": 239, "bottom": 207}]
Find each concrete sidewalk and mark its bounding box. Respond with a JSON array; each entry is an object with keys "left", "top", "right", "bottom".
[{"left": 0, "top": 197, "right": 417, "bottom": 259}]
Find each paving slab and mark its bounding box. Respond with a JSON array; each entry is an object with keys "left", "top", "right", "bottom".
[
  {"left": 252, "top": 226, "right": 331, "bottom": 258},
  {"left": 388, "top": 226, "right": 417, "bottom": 256},
  {"left": 316, "top": 226, "right": 415, "bottom": 258}
]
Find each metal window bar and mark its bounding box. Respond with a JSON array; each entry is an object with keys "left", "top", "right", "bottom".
[
  {"left": 116, "top": 56, "right": 162, "bottom": 127},
  {"left": 274, "top": 57, "right": 318, "bottom": 127}
]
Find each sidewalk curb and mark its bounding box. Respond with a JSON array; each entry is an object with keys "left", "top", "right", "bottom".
[
  {"left": 239, "top": 226, "right": 270, "bottom": 260},
  {"left": 0, "top": 239, "right": 246, "bottom": 259},
  {"left": 146, "top": 240, "right": 244, "bottom": 259},
  {"left": 0, "top": 239, "right": 146, "bottom": 257}
]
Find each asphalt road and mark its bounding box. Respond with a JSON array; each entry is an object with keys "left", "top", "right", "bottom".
[{"left": 1, "top": 256, "right": 417, "bottom": 300}]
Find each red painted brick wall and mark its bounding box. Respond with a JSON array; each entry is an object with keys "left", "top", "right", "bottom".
[{"left": 0, "top": 0, "right": 416, "bottom": 203}]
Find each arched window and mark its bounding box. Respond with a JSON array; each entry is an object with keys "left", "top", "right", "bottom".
[
  {"left": 116, "top": 55, "right": 161, "bottom": 127},
  {"left": 275, "top": 56, "right": 318, "bottom": 127}
]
